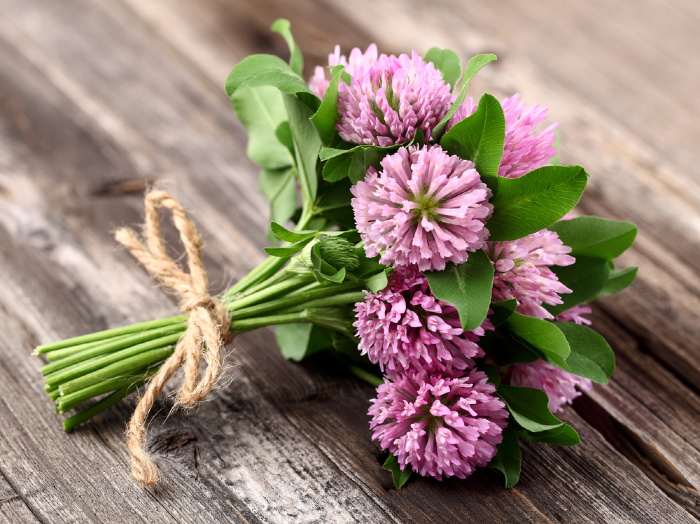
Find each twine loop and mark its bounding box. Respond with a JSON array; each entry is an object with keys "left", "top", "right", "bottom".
[{"left": 115, "top": 190, "right": 231, "bottom": 487}]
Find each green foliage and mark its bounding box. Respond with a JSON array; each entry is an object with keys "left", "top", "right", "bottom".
[
  {"left": 275, "top": 323, "right": 332, "bottom": 361},
  {"left": 425, "top": 250, "right": 494, "bottom": 331},
  {"left": 424, "top": 47, "right": 462, "bottom": 89},
  {"left": 498, "top": 385, "right": 566, "bottom": 432},
  {"left": 595, "top": 266, "right": 638, "bottom": 298},
  {"left": 506, "top": 313, "right": 570, "bottom": 369},
  {"left": 549, "top": 216, "right": 637, "bottom": 260},
  {"left": 554, "top": 322, "right": 615, "bottom": 383},
  {"left": 264, "top": 237, "right": 314, "bottom": 257},
  {"left": 283, "top": 94, "right": 322, "bottom": 202},
  {"left": 440, "top": 93, "right": 505, "bottom": 183},
  {"left": 270, "top": 19, "right": 304, "bottom": 76},
  {"left": 259, "top": 168, "right": 297, "bottom": 224},
  {"left": 315, "top": 178, "right": 355, "bottom": 229},
  {"left": 488, "top": 165, "right": 589, "bottom": 241},
  {"left": 432, "top": 53, "right": 498, "bottom": 141},
  {"left": 269, "top": 222, "right": 316, "bottom": 243},
  {"left": 521, "top": 423, "right": 580, "bottom": 447},
  {"left": 225, "top": 54, "right": 318, "bottom": 111},
  {"left": 232, "top": 87, "right": 292, "bottom": 170},
  {"left": 321, "top": 144, "right": 397, "bottom": 183},
  {"left": 545, "top": 256, "right": 610, "bottom": 317},
  {"left": 480, "top": 329, "right": 539, "bottom": 367},
  {"left": 383, "top": 454, "right": 412, "bottom": 489},
  {"left": 310, "top": 65, "right": 345, "bottom": 146},
  {"left": 489, "top": 300, "right": 517, "bottom": 327},
  {"left": 489, "top": 425, "right": 521, "bottom": 488}
]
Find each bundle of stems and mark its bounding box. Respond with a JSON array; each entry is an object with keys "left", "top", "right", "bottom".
[{"left": 35, "top": 254, "right": 367, "bottom": 431}]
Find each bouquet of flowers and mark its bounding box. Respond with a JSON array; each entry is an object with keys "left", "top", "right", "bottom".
[{"left": 35, "top": 20, "right": 638, "bottom": 489}]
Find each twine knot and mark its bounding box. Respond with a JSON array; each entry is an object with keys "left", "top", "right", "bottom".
[{"left": 115, "top": 190, "right": 231, "bottom": 487}]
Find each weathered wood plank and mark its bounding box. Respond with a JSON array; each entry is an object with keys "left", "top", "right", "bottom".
[{"left": 0, "top": 0, "right": 698, "bottom": 521}]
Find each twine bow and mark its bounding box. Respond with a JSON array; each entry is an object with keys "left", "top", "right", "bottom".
[{"left": 115, "top": 190, "right": 231, "bottom": 487}]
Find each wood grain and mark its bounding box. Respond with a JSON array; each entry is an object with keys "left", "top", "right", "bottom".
[{"left": 0, "top": 0, "right": 698, "bottom": 522}]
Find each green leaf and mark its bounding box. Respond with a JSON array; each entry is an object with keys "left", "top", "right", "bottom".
[
  {"left": 275, "top": 323, "right": 332, "bottom": 361},
  {"left": 310, "top": 242, "right": 348, "bottom": 283},
  {"left": 321, "top": 145, "right": 389, "bottom": 183},
  {"left": 549, "top": 216, "right": 637, "bottom": 260},
  {"left": 489, "top": 425, "right": 521, "bottom": 488},
  {"left": 432, "top": 53, "right": 497, "bottom": 141},
  {"left": 270, "top": 19, "right": 303, "bottom": 76},
  {"left": 522, "top": 423, "right": 580, "bottom": 446},
  {"left": 264, "top": 237, "right": 314, "bottom": 257},
  {"left": 310, "top": 65, "right": 345, "bottom": 146},
  {"left": 284, "top": 94, "right": 322, "bottom": 202},
  {"left": 482, "top": 364, "right": 502, "bottom": 388},
  {"left": 364, "top": 270, "right": 389, "bottom": 293},
  {"left": 554, "top": 322, "right": 615, "bottom": 383},
  {"left": 498, "top": 385, "right": 565, "bottom": 432},
  {"left": 275, "top": 121, "right": 294, "bottom": 157},
  {"left": 425, "top": 250, "right": 494, "bottom": 331},
  {"left": 383, "top": 453, "right": 412, "bottom": 489},
  {"left": 480, "top": 329, "right": 539, "bottom": 367},
  {"left": 488, "top": 165, "right": 589, "bottom": 241},
  {"left": 506, "top": 313, "right": 570, "bottom": 368},
  {"left": 490, "top": 299, "right": 517, "bottom": 327},
  {"left": 316, "top": 178, "right": 355, "bottom": 228},
  {"left": 225, "top": 54, "right": 317, "bottom": 106},
  {"left": 440, "top": 93, "right": 505, "bottom": 182},
  {"left": 270, "top": 222, "right": 316, "bottom": 243},
  {"left": 545, "top": 256, "right": 610, "bottom": 317},
  {"left": 424, "top": 47, "right": 462, "bottom": 89},
  {"left": 595, "top": 266, "right": 638, "bottom": 298},
  {"left": 232, "top": 87, "right": 293, "bottom": 169},
  {"left": 259, "top": 167, "right": 297, "bottom": 224}
]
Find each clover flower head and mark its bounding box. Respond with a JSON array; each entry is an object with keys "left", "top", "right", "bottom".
[
  {"left": 369, "top": 371, "right": 508, "bottom": 480},
  {"left": 449, "top": 94, "right": 558, "bottom": 178},
  {"left": 309, "top": 43, "right": 379, "bottom": 99},
  {"left": 555, "top": 304, "right": 592, "bottom": 326},
  {"left": 486, "top": 229, "right": 575, "bottom": 320},
  {"left": 507, "top": 359, "right": 593, "bottom": 413},
  {"left": 351, "top": 144, "right": 493, "bottom": 272},
  {"left": 336, "top": 51, "right": 452, "bottom": 146},
  {"left": 354, "top": 266, "right": 491, "bottom": 378}
]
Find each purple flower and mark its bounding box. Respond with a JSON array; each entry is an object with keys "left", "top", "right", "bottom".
[
  {"left": 336, "top": 51, "right": 452, "bottom": 146},
  {"left": 449, "top": 94, "right": 558, "bottom": 178},
  {"left": 369, "top": 371, "right": 508, "bottom": 480},
  {"left": 351, "top": 145, "right": 493, "bottom": 272},
  {"left": 354, "top": 266, "right": 491, "bottom": 378},
  {"left": 486, "top": 229, "right": 575, "bottom": 320},
  {"left": 507, "top": 360, "right": 592, "bottom": 414},
  {"left": 555, "top": 304, "right": 592, "bottom": 326},
  {"left": 309, "top": 44, "right": 379, "bottom": 99}
]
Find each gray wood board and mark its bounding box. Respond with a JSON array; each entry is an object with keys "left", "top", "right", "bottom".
[{"left": 0, "top": 0, "right": 698, "bottom": 522}]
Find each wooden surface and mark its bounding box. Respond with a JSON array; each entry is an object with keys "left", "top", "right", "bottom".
[{"left": 0, "top": 0, "right": 699, "bottom": 522}]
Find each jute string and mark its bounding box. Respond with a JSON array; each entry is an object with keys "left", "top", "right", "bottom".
[{"left": 114, "top": 190, "right": 231, "bottom": 487}]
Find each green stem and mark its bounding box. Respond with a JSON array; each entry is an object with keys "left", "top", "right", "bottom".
[
  {"left": 34, "top": 315, "right": 186, "bottom": 354},
  {"left": 230, "top": 311, "right": 310, "bottom": 333},
  {"left": 62, "top": 381, "right": 147, "bottom": 432},
  {"left": 278, "top": 292, "right": 365, "bottom": 313},
  {"left": 227, "top": 274, "right": 314, "bottom": 311},
  {"left": 41, "top": 324, "right": 186, "bottom": 375},
  {"left": 45, "top": 334, "right": 133, "bottom": 362},
  {"left": 45, "top": 333, "right": 181, "bottom": 389},
  {"left": 57, "top": 366, "right": 159, "bottom": 413},
  {"left": 59, "top": 346, "right": 175, "bottom": 395},
  {"left": 229, "top": 282, "right": 361, "bottom": 320},
  {"left": 222, "top": 256, "right": 287, "bottom": 300}
]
